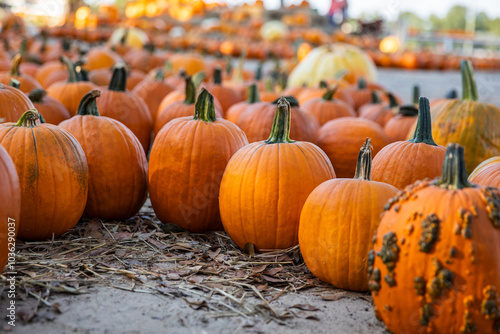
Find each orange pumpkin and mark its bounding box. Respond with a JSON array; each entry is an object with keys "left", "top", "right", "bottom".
[
  {"left": 469, "top": 156, "right": 500, "bottom": 188},
  {"left": 28, "top": 89, "right": 70, "bottom": 125},
  {"left": 35, "top": 60, "right": 68, "bottom": 89},
  {"left": 0, "top": 110, "right": 88, "bottom": 240},
  {"left": 0, "top": 54, "right": 42, "bottom": 93},
  {"left": 59, "top": 90, "right": 147, "bottom": 220},
  {"left": 359, "top": 92, "right": 398, "bottom": 127},
  {"left": 301, "top": 87, "right": 356, "bottom": 126},
  {"left": 299, "top": 139, "right": 398, "bottom": 290},
  {"left": 219, "top": 97, "right": 335, "bottom": 251},
  {"left": 170, "top": 53, "right": 206, "bottom": 76},
  {"left": 83, "top": 48, "right": 122, "bottom": 71},
  {"left": 383, "top": 105, "right": 418, "bottom": 142},
  {"left": 225, "top": 83, "right": 266, "bottom": 124},
  {"left": 371, "top": 143, "right": 500, "bottom": 333},
  {"left": 0, "top": 83, "right": 34, "bottom": 123},
  {"left": 202, "top": 67, "right": 243, "bottom": 114},
  {"left": 149, "top": 89, "right": 248, "bottom": 232}
]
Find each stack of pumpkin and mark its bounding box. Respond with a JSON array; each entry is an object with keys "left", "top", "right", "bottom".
[{"left": 1, "top": 35, "right": 500, "bottom": 334}]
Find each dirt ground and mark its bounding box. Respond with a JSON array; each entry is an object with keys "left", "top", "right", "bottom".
[{"left": 1, "top": 69, "right": 500, "bottom": 334}]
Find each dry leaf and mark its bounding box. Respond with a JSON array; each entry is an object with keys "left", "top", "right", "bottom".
[
  {"left": 251, "top": 265, "right": 267, "bottom": 274},
  {"left": 321, "top": 292, "right": 348, "bottom": 301},
  {"left": 291, "top": 304, "right": 319, "bottom": 311}
]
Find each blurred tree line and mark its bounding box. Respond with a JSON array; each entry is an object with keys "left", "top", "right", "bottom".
[{"left": 399, "top": 5, "right": 500, "bottom": 35}]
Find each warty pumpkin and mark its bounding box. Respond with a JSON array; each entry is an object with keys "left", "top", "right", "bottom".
[
  {"left": 317, "top": 117, "right": 389, "bottom": 178},
  {"left": 0, "top": 144, "right": 21, "bottom": 272},
  {"left": 96, "top": 64, "right": 152, "bottom": 153},
  {"left": 469, "top": 156, "right": 500, "bottom": 188},
  {"left": 371, "top": 143, "right": 500, "bottom": 333},
  {"left": 0, "top": 109, "right": 88, "bottom": 240},
  {"left": 219, "top": 97, "right": 335, "bottom": 251},
  {"left": 28, "top": 89, "right": 70, "bottom": 125},
  {"left": 372, "top": 97, "right": 447, "bottom": 190},
  {"left": 59, "top": 90, "right": 148, "bottom": 220},
  {"left": 0, "top": 54, "right": 42, "bottom": 93},
  {"left": 301, "top": 87, "right": 356, "bottom": 126},
  {"left": 299, "top": 138, "right": 398, "bottom": 291},
  {"left": 0, "top": 83, "right": 34, "bottom": 123},
  {"left": 149, "top": 89, "right": 248, "bottom": 232}
]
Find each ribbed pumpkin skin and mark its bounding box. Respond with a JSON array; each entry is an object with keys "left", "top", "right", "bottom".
[
  {"left": 158, "top": 91, "right": 224, "bottom": 117},
  {"left": 46, "top": 81, "right": 97, "bottom": 116},
  {"left": 299, "top": 178, "right": 398, "bottom": 290},
  {"left": 96, "top": 90, "right": 152, "bottom": 153},
  {"left": 0, "top": 144, "right": 20, "bottom": 272},
  {"left": 302, "top": 97, "right": 356, "bottom": 126},
  {"left": 30, "top": 94, "right": 71, "bottom": 125},
  {"left": 384, "top": 114, "right": 417, "bottom": 142},
  {"left": 0, "top": 73, "right": 41, "bottom": 93},
  {"left": 359, "top": 104, "right": 394, "bottom": 126},
  {"left": 225, "top": 101, "right": 268, "bottom": 124},
  {"left": 59, "top": 116, "right": 147, "bottom": 220},
  {"left": 0, "top": 85, "right": 34, "bottom": 123},
  {"left": 0, "top": 122, "right": 88, "bottom": 240},
  {"left": 149, "top": 117, "right": 248, "bottom": 232},
  {"left": 372, "top": 142, "right": 446, "bottom": 190},
  {"left": 431, "top": 100, "right": 500, "bottom": 173},
  {"left": 219, "top": 142, "right": 335, "bottom": 250},
  {"left": 202, "top": 83, "right": 243, "bottom": 114},
  {"left": 132, "top": 79, "right": 174, "bottom": 124},
  {"left": 317, "top": 118, "right": 389, "bottom": 178},
  {"left": 469, "top": 157, "right": 500, "bottom": 188},
  {"left": 236, "top": 103, "right": 319, "bottom": 144}
]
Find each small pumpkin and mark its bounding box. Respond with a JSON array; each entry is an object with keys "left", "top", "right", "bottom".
[
  {"left": 299, "top": 138, "right": 398, "bottom": 291},
  {"left": 301, "top": 87, "right": 356, "bottom": 126},
  {"left": 28, "top": 89, "right": 70, "bottom": 125},
  {"left": 469, "top": 156, "right": 500, "bottom": 188},
  {"left": 220, "top": 97, "right": 335, "bottom": 251},
  {"left": 83, "top": 47, "right": 122, "bottom": 71},
  {"left": 0, "top": 109, "right": 88, "bottom": 241},
  {"left": 59, "top": 90, "right": 148, "bottom": 220},
  {"left": 202, "top": 67, "right": 243, "bottom": 115},
  {"left": 371, "top": 143, "right": 500, "bottom": 333},
  {"left": 372, "top": 97, "right": 447, "bottom": 190},
  {"left": 359, "top": 91, "right": 399, "bottom": 127},
  {"left": 0, "top": 54, "right": 42, "bottom": 93},
  {"left": 226, "top": 83, "right": 266, "bottom": 124},
  {"left": 0, "top": 82, "right": 35, "bottom": 123},
  {"left": 149, "top": 89, "right": 248, "bottom": 232},
  {"left": 35, "top": 60, "right": 68, "bottom": 89}
]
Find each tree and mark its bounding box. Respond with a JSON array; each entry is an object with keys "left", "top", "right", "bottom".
[{"left": 444, "top": 5, "right": 466, "bottom": 30}]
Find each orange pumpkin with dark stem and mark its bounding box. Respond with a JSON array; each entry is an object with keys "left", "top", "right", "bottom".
[
  {"left": 341, "top": 78, "right": 377, "bottom": 111},
  {"left": 302, "top": 87, "right": 356, "bottom": 126},
  {"left": 0, "top": 54, "right": 42, "bottom": 93},
  {"left": 0, "top": 144, "right": 21, "bottom": 272},
  {"left": 83, "top": 48, "right": 121, "bottom": 71},
  {"left": 96, "top": 64, "right": 152, "bottom": 153},
  {"left": 28, "top": 89, "right": 70, "bottom": 125},
  {"left": 359, "top": 92, "right": 398, "bottom": 127},
  {"left": 236, "top": 96, "right": 319, "bottom": 143},
  {"left": 154, "top": 76, "right": 223, "bottom": 136},
  {"left": 469, "top": 156, "right": 500, "bottom": 188},
  {"left": 35, "top": 60, "right": 68, "bottom": 89},
  {"left": 59, "top": 90, "right": 148, "bottom": 220},
  {"left": 372, "top": 97, "right": 446, "bottom": 190},
  {"left": 299, "top": 138, "right": 398, "bottom": 291},
  {"left": 297, "top": 81, "right": 353, "bottom": 107},
  {"left": 149, "top": 89, "right": 248, "bottom": 232},
  {"left": 383, "top": 105, "right": 418, "bottom": 142},
  {"left": 202, "top": 67, "right": 243, "bottom": 115},
  {"left": 170, "top": 53, "right": 206, "bottom": 76},
  {"left": 317, "top": 117, "right": 389, "bottom": 178},
  {"left": 219, "top": 97, "right": 335, "bottom": 251},
  {"left": 226, "top": 83, "right": 267, "bottom": 124},
  {"left": 46, "top": 56, "right": 97, "bottom": 116},
  {"left": 0, "top": 82, "right": 34, "bottom": 123},
  {"left": 371, "top": 143, "right": 500, "bottom": 333},
  {"left": 132, "top": 68, "right": 174, "bottom": 124},
  {"left": 0, "top": 109, "right": 88, "bottom": 241}
]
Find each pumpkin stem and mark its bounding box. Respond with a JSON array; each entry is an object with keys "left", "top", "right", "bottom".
[
  {"left": 371, "top": 91, "right": 381, "bottom": 104},
  {"left": 155, "top": 68, "right": 165, "bottom": 82},
  {"left": 193, "top": 88, "right": 216, "bottom": 122},
  {"left": 108, "top": 63, "right": 127, "bottom": 92},
  {"left": 77, "top": 90, "right": 101, "bottom": 116},
  {"left": 60, "top": 56, "right": 78, "bottom": 83},
  {"left": 264, "top": 77, "right": 274, "bottom": 92},
  {"left": 272, "top": 96, "right": 299, "bottom": 107},
  {"left": 408, "top": 97, "right": 437, "bottom": 146},
  {"left": 9, "top": 78, "right": 20, "bottom": 89},
  {"left": 28, "top": 89, "right": 47, "bottom": 103},
  {"left": 192, "top": 71, "right": 206, "bottom": 89},
  {"left": 10, "top": 53, "right": 22, "bottom": 77},
  {"left": 247, "top": 83, "right": 260, "bottom": 103},
  {"left": 120, "top": 28, "right": 129, "bottom": 45},
  {"left": 255, "top": 62, "right": 263, "bottom": 81},
  {"left": 266, "top": 97, "right": 294, "bottom": 144},
  {"left": 387, "top": 92, "right": 399, "bottom": 108},
  {"left": 354, "top": 138, "right": 372, "bottom": 181},
  {"left": 278, "top": 73, "right": 287, "bottom": 92},
  {"left": 396, "top": 105, "right": 418, "bottom": 117},
  {"left": 213, "top": 67, "right": 222, "bottom": 85},
  {"left": 39, "top": 112, "right": 46, "bottom": 123},
  {"left": 445, "top": 89, "right": 458, "bottom": 99},
  {"left": 322, "top": 86, "right": 339, "bottom": 101},
  {"left": 412, "top": 85, "right": 420, "bottom": 105},
  {"left": 15, "top": 109, "right": 40, "bottom": 127},
  {"left": 225, "top": 56, "right": 233, "bottom": 75},
  {"left": 319, "top": 80, "right": 328, "bottom": 89},
  {"left": 437, "top": 143, "right": 474, "bottom": 189},
  {"left": 184, "top": 76, "right": 196, "bottom": 105},
  {"left": 461, "top": 59, "right": 478, "bottom": 101},
  {"left": 358, "top": 78, "right": 366, "bottom": 89}
]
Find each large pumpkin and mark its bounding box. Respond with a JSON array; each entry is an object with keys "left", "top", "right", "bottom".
[
  {"left": 372, "top": 97, "right": 447, "bottom": 190},
  {"left": 28, "top": 89, "right": 70, "bottom": 125},
  {"left": 59, "top": 90, "right": 148, "bottom": 220},
  {"left": 220, "top": 97, "right": 335, "bottom": 251},
  {"left": 0, "top": 109, "right": 88, "bottom": 240},
  {"left": 0, "top": 83, "right": 34, "bottom": 123},
  {"left": 428, "top": 59, "right": 500, "bottom": 173},
  {"left": 96, "top": 64, "right": 152, "bottom": 153},
  {"left": 288, "top": 43, "right": 377, "bottom": 87},
  {"left": 0, "top": 144, "right": 21, "bottom": 272},
  {"left": 149, "top": 89, "right": 248, "bottom": 232},
  {"left": 371, "top": 143, "right": 500, "bottom": 333},
  {"left": 299, "top": 139, "right": 398, "bottom": 291}
]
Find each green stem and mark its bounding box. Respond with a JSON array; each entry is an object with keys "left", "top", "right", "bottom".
[
  {"left": 15, "top": 109, "right": 40, "bottom": 127},
  {"left": 255, "top": 62, "right": 263, "bottom": 81},
  {"left": 77, "top": 90, "right": 101, "bottom": 116},
  {"left": 272, "top": 96, "right": 299, "bottom": 107},
  {"left": 10, "top": 54, "right": 22, "bottom": 77},
  {"left": 144, "top": 42, "right": 155, "bottom": 53},
  {"left": 9, "top": 79, "right": 20, "bottom": 89},
  {"left": 39, "top": 113, "right": 46, "bottom": 123},
  {"left": 60, "top": 56, "right": 78, "bottom": 83},
  {"left": 264, "top": 77, "right": 274, "bottom": 92},
  {"left": 266, "top": 97, "right": 294, "bottom": 144},
  {"left": 322, "top": 86, "right": 339, "bottom": 101},
  {"left": 436, "top": 143, "right": 474, "bottom": 189},
  {"left": 408, "top": 97, "right": 437, "bottom": 146},
  {"left": 225, "top": 56, "right": 232, "bottom": 75},
  {"left": 108, "top": 64, "right": 127, "bottom": 92},
  {"left": 319, "top": 81, "right": 328, "bottom": 89},
  {"left": 412, "top": 85, "right": 420, "bottom": 105},
  {"left": 247, "top": 83, "right": 260, "bottom": 103},
  {"left": 371, "top": 91, "right": 381, "bottom": 104},
  {"left": 445, "top": 89, "right": 458, "bottom": 99},
  {"left": 358, "top": 78, "right": 366, "bottom": 89},
  {"left": 396, "top": 105, "right": 418, "bottom": 117},
  {"left": 387, "top": 92, "right": 399, "bottom": 108},
  {"left": 155, "top": 68, "right": 164, "bottom": 82},
  {"left": 354, "top": 138, "right": 372, "bottom": 180},
  {"left": 461, "top": 59, "right": 478, "bottom": 101},
  {"left": 213, "top": 67, "right": 222, "bottom": 85},
  {"left": 184, "top": 76, "right": 196, "bottom": 105},
  {"left": 28, "top": 89, "right": 47, "bottom": 103},
  {"left": 193, "top": 88, "right": 216, "bottom": 122}
]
